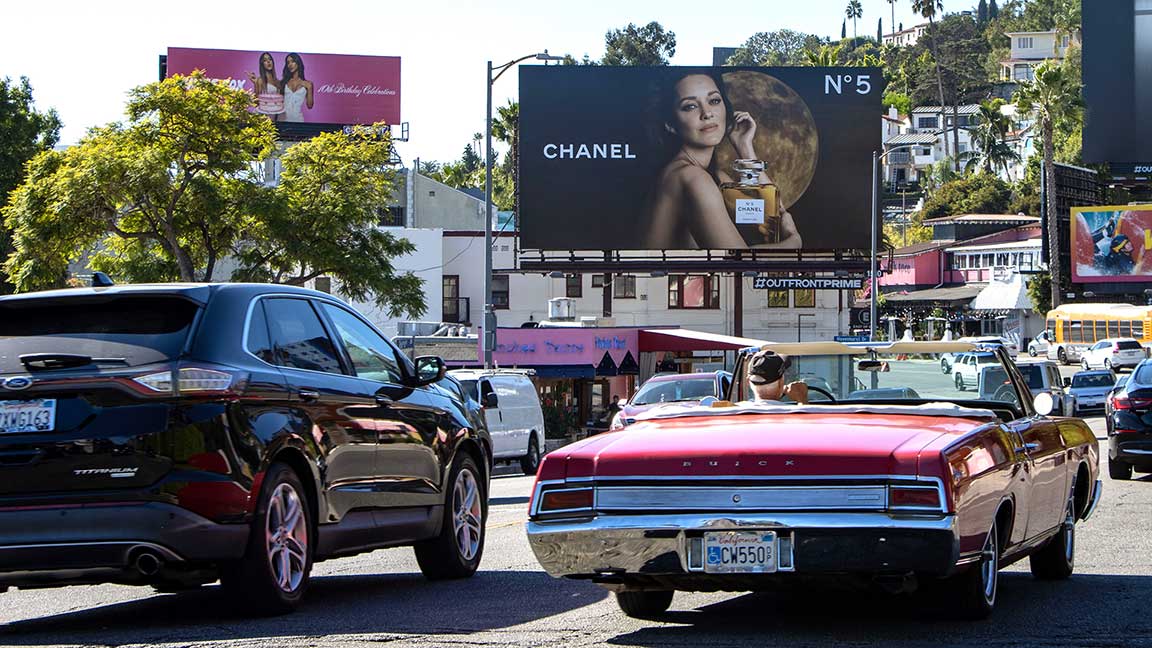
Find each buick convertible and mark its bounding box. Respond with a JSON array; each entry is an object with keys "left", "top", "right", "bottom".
[{"left": 526, "top": 342, "right": 1101, "bottom": 619}]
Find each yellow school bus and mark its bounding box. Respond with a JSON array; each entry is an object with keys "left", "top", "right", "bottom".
[{"left": 1043, "top": 303, "right": 1152, "bottom": 364}]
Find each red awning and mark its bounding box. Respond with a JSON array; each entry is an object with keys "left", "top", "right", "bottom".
[{"left": 639, "top": 328, "right": 772, "bottom": 352}]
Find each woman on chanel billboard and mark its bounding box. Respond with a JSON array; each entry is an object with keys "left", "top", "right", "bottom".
[
  {"left": 638, "top": 70, "right": 801, "bottom": 250},
  {"left": 281, "top": 53, "right": 314, "bottom": 122}
]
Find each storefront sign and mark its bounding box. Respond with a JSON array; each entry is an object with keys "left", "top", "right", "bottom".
[
  {"left": 489, "top": 328, "right": 640, "bottom": 368},
  {"left": 752, "top": 276, "right": 864, "bottom": 290}
]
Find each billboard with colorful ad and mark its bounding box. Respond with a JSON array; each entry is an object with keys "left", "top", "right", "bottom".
[
  {"left": 518, "top": 66, "right": 883, "bottom": 251},
  {"left": 165, "top": 48, "right": 400, "bottom": 125},
  {"left": 1071, "top": 204, "right": 1152, "bottom": 282}
]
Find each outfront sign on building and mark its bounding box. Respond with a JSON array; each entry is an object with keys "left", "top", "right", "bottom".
[
  {"left": 518, "top": 66, "right": 883, "bottom": 252},
  {"left": 165, "top": 48, "right": 401, "bottom": 126},
  {"left": 752, "top": 276, "right": 865, "bottom": 290}
]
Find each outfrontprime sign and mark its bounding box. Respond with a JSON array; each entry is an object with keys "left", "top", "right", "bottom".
[
  {"left": 519, "top": 66, "right": 883, "bottom": 251},
  {"left": 752, "top": 277, "right": 864, "bottom": 290},
  {"left": 166, "top": 48, "right": 400, "bottom": 125}
]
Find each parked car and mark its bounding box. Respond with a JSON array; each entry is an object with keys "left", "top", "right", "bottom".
[
  {"left": 449, "top": 369, "right": 546, "bottom": 475},
  {"left": 1106, "top": 360, "right": 1152, "bottom": 479},
  {"left": 1028, "top": 330, "right": 1054, "bottom": 357},
  {"left": 611, "top": 371, "right": 732, "bottom": 429},
  {"left": 1067, "top": 370, "right": 1118, "bottom": 415},
  {"left": 941, "top": 342, "right": 1012, "bottom": 374},
  {"left": 1080, "top": 338, "right": 1147, "bottom": 372},
  {"left": 1104, "top": 373, "right": 1131, "bottom": 434},
  {"left": 1015, "top": 360, "right": 1074, "bottom": 417},
  {"left": 950, "top": 351, "right": 1001, "bottom": 391},
  {"left": 0, "top": 284, "right": 491, "bottom": 613},
  {"left": 528, "top": 341, "right": 1100, "bottom": 620}
]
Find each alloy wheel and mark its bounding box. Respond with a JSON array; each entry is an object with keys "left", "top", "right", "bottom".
[
  {"left": 265, "top": 482, "right": 308, "bottom": 593},
  {"left": 453, "top": 468, "right": 483, "bottom": 561},
  {"left": 981, "top": 523, "right": 999, "bottom": 605}
]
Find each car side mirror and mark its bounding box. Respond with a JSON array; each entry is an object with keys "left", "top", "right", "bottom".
[
  {"left": 1033, "top": 392, "right": 1056, "bottom": 416},
  {"left": 413, "top": 355, "right": 445, "bottom": 386},
  {"left": 482, "top": 392, "right": 499, "bottom": 408},
  {"left": 1063, "top": 377, "right": 1071, "bottom": 388}
]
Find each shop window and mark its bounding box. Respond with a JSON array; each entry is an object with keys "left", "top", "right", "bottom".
[
  {"left": 565, "top": 274, "right": 582, "bottom": 298},
  {"left": 766, "top": 288, "right": 789, "bottom": 308},
  {"left": 669, "top": 274, "right": 720, "bottom": 309},
  {"left": 492, "top": 275, "right": 510, "bottom": 310},
  {"left": 591, "top": 275, "right": 605, "bottom": 288},
  {"left": 794, "top": 289, "right": 816, "bottom": 308}
]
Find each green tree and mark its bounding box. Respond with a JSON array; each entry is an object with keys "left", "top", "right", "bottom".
[
  {"left": 1027, "top": 273, "right": 1050, "bottom": 314},
  {"left": 883, "top": 91, "right": 912, "bottom": 115},
  {"left": 1015, "top": 59, "right": 1082, "bottom": 309},
  {"left": 977, "top": 0, "right": 989, "bottom": 26},
  {"left": 964, "top": 99, "right": 1021, "bottom": 175},
  {"left": 911, "top": 0, "right": 951, "bottom": 163},
  {"left": 846, "top": 0, "right": 863, "bottom": 39},
  {"left": 878, "top": 17, "right": 884, "bottom": 43},
  {"left": 921, "top": 172, "right": 1012, "bottom": 218},
  {"left": 803, "top": 43, "right": 847, "bottom": 66},
  {"left": 601, "top": 22, "right": 676, "bottom": 65},
  {"left": 0, "top": 76, "right": 61, "bottom": 292},
  {"left": 461, "top": 143, "right": 481, "bottom": 175},
  {"left": 232, "top": 125, "right": 425, "bottom": 317},
  {"left": 887, "top": 0, "right": 899, "bottom": 39},
  {"left": 842, "top": 20, "right": 847, "bottom": 40},
  {"left": 989, "top": 0, "right": 999, "bottom": 19},
  {"left": 726, "top": 30, "right": 825, "bottom": 66},
  {"left": 3, "top": 72, "right": 275, "bottom": 288}
]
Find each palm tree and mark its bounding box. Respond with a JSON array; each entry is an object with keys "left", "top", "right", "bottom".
[
  {"left": 803, "top": 43, "right": 845, "bottom": 66},
  {"left": 887, "top": 0, "right": 898, "bottom": 40},
  {"left": 846, "top": 0, "right": 863, "bottom": 40},
  {"left": 1014, "top": 60, "right": 1083, "bottom": 309},
  {"left": 964, "top": 100, "right": 1020, "bottom": 176},
  {"left": 911, "top": 0, "right": 952, "bottom": 166}
]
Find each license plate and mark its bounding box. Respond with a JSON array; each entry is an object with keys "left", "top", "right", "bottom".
[
  {"left": 704, "top": 531, "right": 777, "bottom": 573},
  {"left": 0, "top": 399, "right": 56, "bottom": 434}
]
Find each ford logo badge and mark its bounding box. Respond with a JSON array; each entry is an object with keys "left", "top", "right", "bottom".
[{"left": 2, "top": 376, "right": 33, "bottom": 391}]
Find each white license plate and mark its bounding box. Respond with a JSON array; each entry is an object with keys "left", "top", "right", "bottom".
[
  {"left": 0, "top": 399, "right": 56, "bottom": 434},
  {"left": 704, "top": 531, "right": 777, "bottom": 573}
]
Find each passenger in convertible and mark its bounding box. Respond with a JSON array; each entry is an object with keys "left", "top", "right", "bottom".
[{"left": 747, "top": 349, "right": 809, "bottom": 405}]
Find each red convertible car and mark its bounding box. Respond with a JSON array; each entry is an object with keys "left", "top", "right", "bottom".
[{"left": 527, "top": 342, "right": 1101, "bottom": 619}]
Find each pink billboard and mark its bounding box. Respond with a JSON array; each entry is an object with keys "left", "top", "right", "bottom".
[{"left": 166, "top": 47, "right": 400, "bottom": 125}]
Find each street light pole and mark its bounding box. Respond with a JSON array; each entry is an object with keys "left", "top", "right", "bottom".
[
  {"left": 483, "top": 51, "right": 562, "bottom": 368},
  {"left": 871, "top": 143, "right": 921, "bottom": 342}
]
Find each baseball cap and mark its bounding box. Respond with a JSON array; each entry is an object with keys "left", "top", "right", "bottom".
[{"left": 748, "top": 349, "right": 791, "bottom": 384}]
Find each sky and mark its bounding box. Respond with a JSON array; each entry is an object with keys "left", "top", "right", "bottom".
[{"left": 2, "top": 0, "right": 928, "bottom": 166}]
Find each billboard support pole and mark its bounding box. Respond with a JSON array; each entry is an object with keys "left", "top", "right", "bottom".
[
  {"left": 484, "top": 60, "right": 495, "bottom": 369},
  {"left": 870, "top": 150, "right": 879, "bottom": 342}
]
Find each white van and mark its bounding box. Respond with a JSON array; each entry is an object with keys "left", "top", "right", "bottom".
[{"left": 448, "top": 369, "right": 546, "bottom": 474}]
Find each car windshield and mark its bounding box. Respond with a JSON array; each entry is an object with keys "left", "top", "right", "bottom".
[
  {"left": 740, "top": 349, "right": 1024, "bottom": 410},
  {"left": 1072, "top": 373, "right": 1115, "bottom": 389},
  {"left": 632, "top": 377, "right": 716, "bottom": 405},
  {"left": 1016, "top": 364, "right": 1046, "bottom": 390}
]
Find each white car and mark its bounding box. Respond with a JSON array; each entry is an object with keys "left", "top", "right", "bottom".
[
  {"left": 941, "top": 337, "right": 1016, "bottom": 373},
  {"left": 951, "top": 351, "right": 1002, "bottom": 391},
  {"left": 1028, "top": 330, "right": 1053, "bottom": 357},
  {"left": 1080, "top": 338, "right": 1147, "bottom": 372},
  {"left": 448, "top": 369, "right": 546, "bottom": 474}
]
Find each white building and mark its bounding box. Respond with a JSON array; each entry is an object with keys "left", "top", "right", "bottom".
[
  {"left": 882, "top": 105, "right": 980, "bottom": 185},
  {"left": 1000, "top": 30, "right": 1077, "bottom": 82},
  {"left": 883, "top": 23, "right": 929, "bottom": 48}
]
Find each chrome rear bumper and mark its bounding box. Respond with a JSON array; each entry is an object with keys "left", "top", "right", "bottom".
[{"left": 527, "top": 512, "right": 959, "bottom": 580}]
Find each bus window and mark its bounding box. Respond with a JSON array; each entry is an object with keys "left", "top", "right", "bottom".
[
  {"left": 1093, "top": 320, "right": 1105, "bottom": 341},
  {"left": 1108, "top": 320, "right": 1120, "bottom": 338},
  {"left": 1121, "top": 320, "right": 1133, "bottom": 337},
  {"left": 1070, "top": 320, "right": 1084, "bottom": 343},
  {"left": 1137, "top": 320, "right": 1147, "bottom": 339},
  {"left": 1046, "top": 319, "right": 1056, "bottom": 335}
]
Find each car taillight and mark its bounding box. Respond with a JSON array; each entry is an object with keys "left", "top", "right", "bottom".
[
  {"left": 888, "top": 485, "right": 942, "bottom": 510},
  {"left": 132, "top": 367, "right": 236, "bottom": 395},
  {"left": 1113, "top": 395, "right": 1132, "bottom": 410},
  {"left": 536, "top": 487, "right": 594, "bottom": 514}
]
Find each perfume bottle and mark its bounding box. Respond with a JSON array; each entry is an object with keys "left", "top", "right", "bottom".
[{"left": 720, "top": 159, "right": 780, "bottom": 244}]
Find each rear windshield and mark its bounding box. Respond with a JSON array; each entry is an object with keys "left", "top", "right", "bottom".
[
  {"left": 632, "top": 377, "right": 717, "bottom": 405},
  {"left": 1117, "top": 340, "right": 1143, "bottom": 350},
  {"left": 1016, "top": 364, "right": 1045, "bottom": 389},
  {"left": 0, "top": 296, "right": 200, "bottom": 372},
  {"left": 1072, "top": 373, "right": 1115, "bottom": 389}
]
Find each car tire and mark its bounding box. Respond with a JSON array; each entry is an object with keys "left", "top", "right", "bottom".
[
  {"left": 1028, "top": 346, "right": 1038, "bottom": 357},
  {"left": 414, "top": 454, "right": 485, "bottom": 580},
  {"left": 615, "top": 590, "right": 674, "bottom": 618},
  {"left": 941, "top": 358, "right": 952, "bottom": 374},
  {"left": 219, "top": 462, "right": 312, "bottom": 616},
  {"left": 1109, "top": 456, "right": 1133, "bottom": 480},
  {"left": 1105, "top": 359, "right": 1114, "bottom": 373},
  {"left": 947, "top": 519, "right": 999, "bottom": 620},
  {"left": 1030, "top": 484, "right": 1076, "bottom": 580},
  {"left": 520, "top": 434, "right": 541, "bottom": 475},
  {"left": 1058, "top": 348, "right": 1068, "bottom": 365},
  {"left": 955, "top": 373, "right": 965, "bottom": 391},
  {"left": 1082, "top": 358, "right": 1090, "bottom": 371}
]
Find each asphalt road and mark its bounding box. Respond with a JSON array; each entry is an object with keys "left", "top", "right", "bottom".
[{"left": 3, "top": 409, "right": 1149, "bottom": 648}]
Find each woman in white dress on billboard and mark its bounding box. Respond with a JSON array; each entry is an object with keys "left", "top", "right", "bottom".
[
  {"left": 281, "top": 53, "right": 314, "bottom": 122},
  {"left": 248, "top": 52, "right": 284, "bottom": 120}
]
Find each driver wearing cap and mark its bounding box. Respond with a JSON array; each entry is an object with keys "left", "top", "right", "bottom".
[{"left": 747, "top": 349, "right": 809, "bottom": 405}]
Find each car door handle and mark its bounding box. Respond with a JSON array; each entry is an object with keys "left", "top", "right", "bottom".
[
  {"left": 375, "top": 395, "right": 394, "bottom": 407},
  {"left": 298, "top": 389, "right": 321, "bottom": 402}
]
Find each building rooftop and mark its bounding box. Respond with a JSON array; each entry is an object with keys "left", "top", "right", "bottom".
[
  {"left": 885, "top": 133, "right": 940, "bottom": 146},
  {"left": 946, "top": 238, "right": 1043, "bottom": 253},
  {"left": 892, "top": 240, "right": 956, "bottom": 257},
  {"left": 912, "top": 105, "right": 981, "bottom": 115},
  {"left": 884, "top": 284, "right": 987, "bottom": 303}
]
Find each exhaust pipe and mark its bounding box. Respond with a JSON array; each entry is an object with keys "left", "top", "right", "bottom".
[{"left": 133, "top": 550, "right": 163, "bottom": 577}]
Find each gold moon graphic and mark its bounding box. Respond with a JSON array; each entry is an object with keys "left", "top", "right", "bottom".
[{"left": 716, "top": 71, "right": 818, "bottom": 209}]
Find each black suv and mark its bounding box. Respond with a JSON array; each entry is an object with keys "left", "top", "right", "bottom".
[
  {"left": 1107, "top": 359, "right": 1152, "bottom": 480},
  {"left": 0, "top": 283, "right": 491, "bottom": 613}
]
